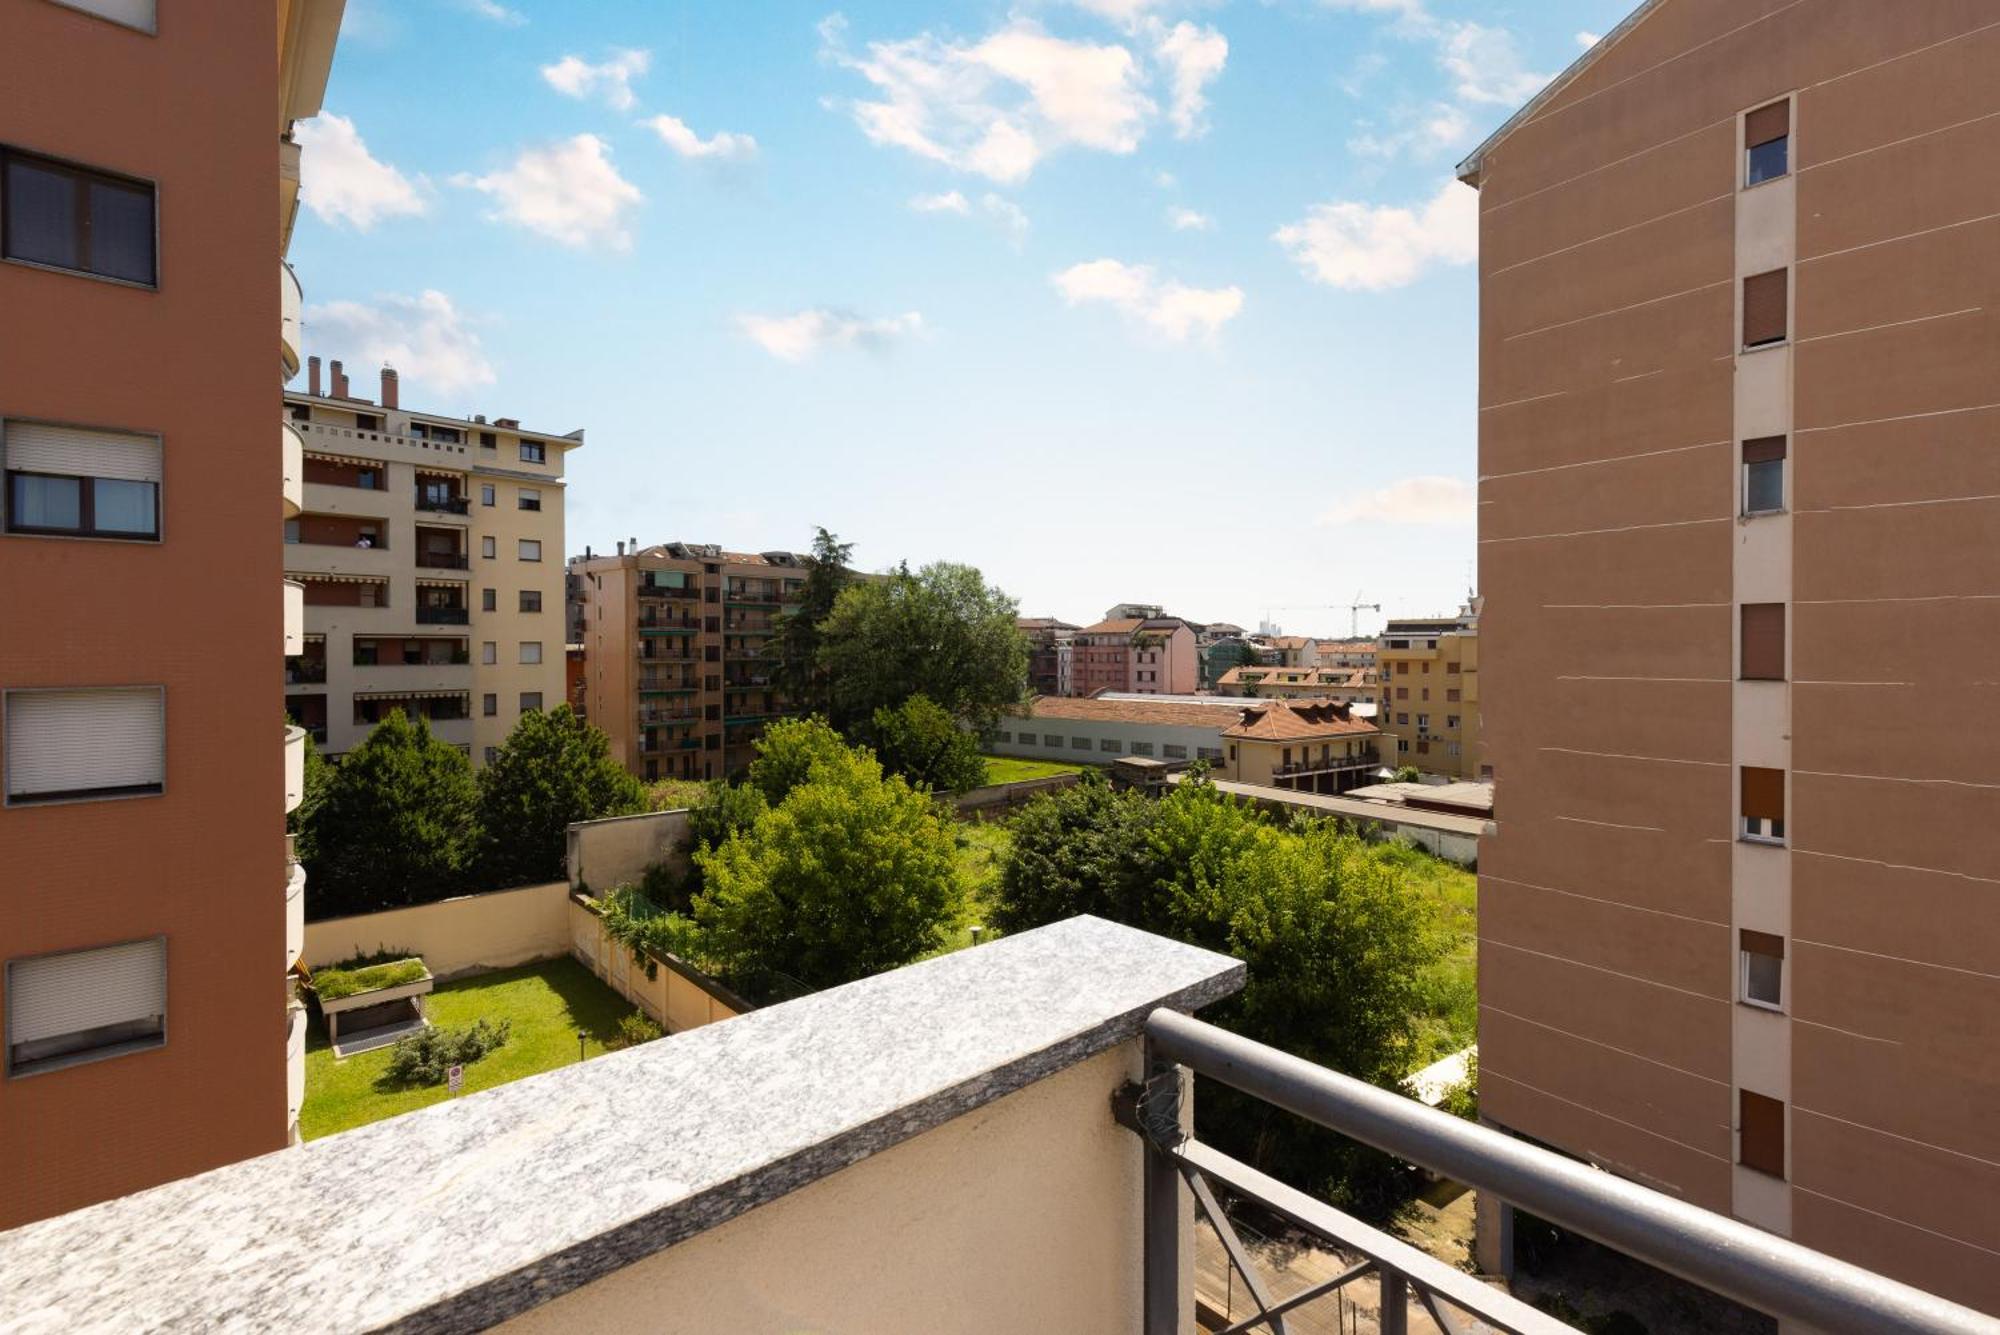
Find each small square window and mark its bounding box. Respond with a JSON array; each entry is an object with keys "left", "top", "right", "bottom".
[
  {"left": 481, "top": 536, "right": 496, "bottom": 559},
  {"left": 1740, "top": 930, "right": 1784, "bottom": 1010},
  {"left": 520, "top": 692, "right": 543, "bottom": 712},
  {"left": 1741, "top": 766, "right": 1785, "bottom": 843},
  {"left": 519, "top": 590, "right": 542, "bottom": 613},
  {"left": 1739, "top": 1090, "right": 1786, "bottom": 1179},
  {"left": 517, "top": 539, "right": 542, "bottom": 562},
  {"left": 1743, "top": 269, "right": 1788, "bottom": 348},
  {"left": 482, "top": 693, "right": 497, "bottom": 717},
  {"left": 517, "top": 488, "right": 542, "bottom": 512},
  {"left": 1743, "top": 437, "right": 1785, "bottom": 515},
  {"left": 481, "top": 641, "right": 497, "bottom": 665},
  {"left": 519, "top": 642, "right": 543, "bottom": 665},
  {"left": 6, "top": 938, "right": 166, "bottom": 1076},
  {"left": 480, "top": 485, "right": 495, "bottom": 507},
  {"left": 481, "top": 588, "right": 497, "bottom": 612},
  {"left": 484, "top": 746, "right": 499, "bottom": 765},
  {"left": 2, "top": 150, "right": 157, "bottom": 286},
  {"left": 520, "top": 441, "right": 546, "bottom": 464},
  {"left": 1744, "top": 100, "right": 1789, "bottom": 187}
]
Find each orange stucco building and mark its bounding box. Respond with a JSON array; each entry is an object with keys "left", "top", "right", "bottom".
[
  {"left": 0, "top": 0, "right": 341, "bottom": 1227},
  {"left": 1468, "top": 0, "right": 1999, "bottom": 1312}
]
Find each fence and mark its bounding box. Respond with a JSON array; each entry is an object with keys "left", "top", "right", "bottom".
[
  {"left": 954, "top": 771, "right": 1082, "bottom": 820},
  {"left": 302, "top": 881, "right": 570, "bottom": 978},
  {"left": 567, "top": 894, "right": 745, "bottom": 1034}
]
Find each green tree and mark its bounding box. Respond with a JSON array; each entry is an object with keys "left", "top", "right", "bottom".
[
  {"left": 869, "top": 692, "right": 988, "bottom": 795},
  {"left": 745, "top": 715, "right": 856, "bottom": 807},
  {"left": 818, "top": 560, "right": 1027, "bottom": 734},
  {"left": 475, "top": 705, "right": 645, "bottom": 888},
  {"left": 992, "top": 771, "right": 1164, "bottom": 932},
  {"left": 770, "top": 527, "right": 854, "bottom": 719},
  {"left": 304, "top": 711, "right": 479, "bottom": 918},
  {"left": 694, "top": 743, "right": 962, "bottom": 991}
]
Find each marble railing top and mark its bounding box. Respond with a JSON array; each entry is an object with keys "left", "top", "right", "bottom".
[{"left": 0, "top": 915, "right": 1242, "bottom": 1334}]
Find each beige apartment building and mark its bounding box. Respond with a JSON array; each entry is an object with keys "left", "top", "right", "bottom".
[
  {"left": 0, "top": 0, "right": 340, "bottom": 1228},
  {"left": 570, "top": 542, "right": 808, "bottom": 781},
  {"left": 282, "top": 366, "right": 575, "bottom": 766},
  {"left": 1467, "top": 0, "right": 2000, "bottom": 1313},
  {"left": 1215, "top": 664, "right": 1373, "bottom": 705},
  {"left": 1376, "top": 613, "right": 1482, "bottom": 780},
  {"left": 1220, "top": 700, "right": 1381, "bottom": 794}
]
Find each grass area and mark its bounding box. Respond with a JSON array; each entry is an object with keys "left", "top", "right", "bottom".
[
  {"left": 979, "top": 754, "right": 1089, "bottom": 785},
  {"left": 300, "top": 957, "right": 638, "bottom": 1140},
  {"left": 1371, "top": 841, "right": 1477, "bottom": 1067},
  {"left": 645, "top": 778, "right": 715, "bottom": 812},
  {"left": 311, "top": 957, "right": 428, "bottom": 1001},
  {"left": 944, "top": 820, "right": 1014, "bottom": 952}
]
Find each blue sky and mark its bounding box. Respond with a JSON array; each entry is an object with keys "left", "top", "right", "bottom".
[{"left": 295, "top": 0, "right": 1633, "bottom": 636}]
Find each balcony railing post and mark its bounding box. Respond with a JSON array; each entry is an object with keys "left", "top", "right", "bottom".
[
  {"left": 1133, "top": 1054, "right": 1188, "bottom": 1335},
  {"left": 1378, "top": 1271, "right": 1407, "bottom": 1335}
]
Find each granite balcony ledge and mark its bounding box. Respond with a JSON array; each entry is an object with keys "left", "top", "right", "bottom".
[{"left": 0, "top": 915, "right": 1242, "bottom": 1334}]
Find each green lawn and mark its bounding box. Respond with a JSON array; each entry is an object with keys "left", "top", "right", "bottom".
[
  {"left": 1375, "top": 842, "right": 1478, "bottom": 1066},
  {"left": 948, "top": 820, "right": 1013, "bottom": 950},
  {"left": 300, "top": 957, "right": 639, "bottom": 1140},
  {"left": 980, "top": 754, "right": 1089, "bottom": 785}
]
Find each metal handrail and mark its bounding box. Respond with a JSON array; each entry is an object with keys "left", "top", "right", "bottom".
[{"left": 1141, "top": 1010, "right": 2000, "bottom": 1335}]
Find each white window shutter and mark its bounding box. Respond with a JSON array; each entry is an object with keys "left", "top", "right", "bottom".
[
  {"left": 3, "top": 421, "right": 161, "bottom": 483},
  {"left": 4, "top": 688, "right": 165, "bottom": 799},
  {"left": 7, "top": 939, "right": 166, "bottom": 1046}
]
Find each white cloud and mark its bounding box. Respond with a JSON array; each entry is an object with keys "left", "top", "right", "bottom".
[
  {"left": 459, "top": 0, "right": 525, "bottom": 25},
  {"left": 909, "top": 190, "right": 972, "bottom": 214},
  {"left": 294, "top": 113, "right": 427, "bottom": 229},
  {"left": 1154, "top": 169, "right": 1178, "bottom": 188},
  {"left": 1273, "top": 178, "right": 1475, "bottom": 291},
  {"left": 305, "top": 290, "right": 496, "bottom": 396},
  {"left": 454, "top": 135, "right": 642, "bottom": 251},
  {"left": 1346, "top": 100, "right": 1472, "bottom": 158},
  {"left": 1166, "top": 205, "right": 1213, "bottom": 230},
  {"left": 737, "top": 309, "right": 925, "bottom": 362},
  {"left": 1439, "top": 21, "right": 1546, "bottom": 106},
  {"left": 642, "top": 114, "right": 758, "bottom": 161},
  {"left": 1052, "top": 258, "right": 1243, "bottom": 342},
  {"left": 1151, "top": 21, "right": 1227, "bottom": 138},
  {"left": 540, "top": 49, "right": 650, "bottom": 111},
  {"left": 1320, "top": 476, "right": 1474, "bottom": 526},
  {"left": 1577, "top": 30, "right": 1602, "bottom": 49},
  {"left": 820, "top": 15, "right": 1156, "bottom": 182}
]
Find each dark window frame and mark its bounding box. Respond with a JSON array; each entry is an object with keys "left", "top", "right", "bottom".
[
  {"left": 5, "top": 468, "right": 159, "bottom": 541},
  {"left": 519, "top": 440, "right": 546, "bottom": 464},
  {"left": 519, "top": 590, "right": 542, "bottom": 613},
  {"left": 1, "top": 147, "right": 158, "bottom": 288}
]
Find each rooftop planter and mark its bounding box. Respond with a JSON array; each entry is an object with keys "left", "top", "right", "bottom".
[{"left": 311, "top": 958, "right": 435, "bottom": 1052}]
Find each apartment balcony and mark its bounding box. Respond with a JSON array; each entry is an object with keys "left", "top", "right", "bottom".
[
  {"left": 415, "top": 606, "right": 470, "bottom": 626},
  {"left": 280, "top": 262, "right": 301, "bottom": 379},
  {"left": 286, "top": 658, "right": 328, "bottom": 686},
  {"left": 6, "top": 915, "right": 1979, "bottom": 1332},
  {"left": 638, "top": 618, "right": 700, "bottom": 634},
  {"left": 636, "top": 583, "right": 697, "bottom": 601},
  {"left": 351, "top": 660, "right": 473, "bottom": 693},
  {"left": 281, "top": 422, "right": 304, "bottom": 518},
  {"left": 637, "top": 648, "right": 696, "bottom": 664},
  {"left": 1273, "top": 748, "right": 1381, "bottom": 779},
  {"left": 282, "top": 579, "right": 304, "bottom": 654},
  {"left": 283, "top": 538, "right": 399, "bottom": 581},
  {"left": 414, "top": 551, "right": 471, "bottom": 571},
  {"left": 285, "top": 836, "right": 306, "bottom": 972},
  {"left": 638, "top": 707, "right": 700, "bottom": 727},
  {"left": 283, "top": 725, "right": 306, "bottom": 815},
  {"left": 415, "top": 492, "right": 471, "bottom": 516},
  {"left": 285, "top": 995, "right": 307, "bottom": 1145}
]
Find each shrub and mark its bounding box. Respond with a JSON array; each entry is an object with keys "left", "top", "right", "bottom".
[
  {"left": 609, "top": 1012, "right": 664, "bottom": 1049},
  {"left": 312, "top": 958, "right": 428, "bottom": 1002},
  {"left": 384, "top": 1019, "right": 512, "bottom": 1085}
]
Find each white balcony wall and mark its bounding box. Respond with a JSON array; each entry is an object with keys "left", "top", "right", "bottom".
[
  {"left": 284, "top": 725, "right": 306, "bottom": 814},
  {"left": 281, "top": 422, "right": 304, "bottom": 518},
  {"left": 282, "top": 579, "right": 304, "bottom": 654},
  {"left": 285, "top": 860, "right": 307, "bottom": 971},
  {"left": 280, "top": 263, "right": 302, "bottom": 380}
]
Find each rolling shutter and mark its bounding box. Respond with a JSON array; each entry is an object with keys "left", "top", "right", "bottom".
[
  {"left": 1742, "top": 436, "right": 1787, "bottom": 464},
  {"left": 1739, "top": 1090, "right": 1786, "bottom": 1177},
  {"left": 4, "top": 688, "right": 165, "bottom": 800},
  {"left": 1743, "top": 270, "right": 1788, "bottom": 347},
  {"left": 1740, "top": 604, "right": 1787, "bottom": 681},
  {"left": 1740, "top": 766, "right": 1785, "bottom": 821},
  {"left": 7, "top": 938, "right": 166, "bottom": 1048},
  {"left": 1740, "top": 929, "right": 1785, "bottom": 959},
  {"left": 3, "top": 421, "right": 160, "bottom": 483},
  {"left": 1745, "top": 99, "right": 1789, "bottom": 149}
]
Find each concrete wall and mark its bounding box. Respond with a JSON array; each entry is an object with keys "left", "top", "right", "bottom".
[
  {"left": 992, "top": 716, "right": 1223, "bottom": 765},
  {"left": 567, "top": 808, "right": 691, "bottom": 893},
  {"left": 303, "top": 882, "right": 570, "bottom": 979},
  {"left": 567, "top": 896, "right": 742, "bottom": 1035},
  {"left": 499, "top": 1044, "right": 1155, "bottom": 1335},
  {"left": 954, "top": 772, "right": 1081, "bottom": 819}
]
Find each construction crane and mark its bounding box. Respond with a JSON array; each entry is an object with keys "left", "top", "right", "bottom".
[{"left": 1348, "top": 592, "right": 1382, "bottom": 639}]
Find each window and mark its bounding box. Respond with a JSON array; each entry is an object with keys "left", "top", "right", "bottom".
[
  {"left": 520, "top": 692, "right": 543, "bottom": 712},
  {"left": 481, "top": 642, "right": 496, "bottom": 665},
  {"left": 519, "top": 642, "right": 543, "bottom": 665},
  {"left": 1131, "top": 741, "right": 1154, "bottom": 756},
  {"left": 485, "top": 747, "right": 499, "bottom": 765},
  {"left": 5, "top": 938, "right": 166, "bottom": 1077},
  {"left": 289, "top": 403, "right": 311, "bottom": 422},
  {"left": 355, "top": 414, "right": 380, "bottom": 433},
  {"left": 1743, "top": 437, "right": 1785, "bottom": 514},
  {"left": 1397, "top": 713, "right": 1409, "bottom": 726},
  {"left": 1743, "top": 269, "right": 1788, "bottom": 348},
  {"left": 1396, "top": 687, "right": 1409, "bottom": 701},
  {"left": 520, "top": 440, "right": 546, "bottom": 464},
  {"left": 1446, "top": 715, "right": 1460, "bottom": 729},
  {"left": 1045, "top": 734, "right": 1064, "bottom": 748},
  {"left": 1416, "top": 714, "right": 1430, "bottom": 730},
  {"left": 1163, "top": 744, "right": 1188, "bottom": 760},
  {"left": 1741, "top": 766, "right": 1785, "bottom": 843},
  {"left": 517, "top": 539, "right": 542, "bottom": 562},
  {"left": 1100, "top": 738, "right": 1121, "bottom": 753},
  {"left": 518, "top": 488, "right": 542, "bottom": 512},
  {"left": 3, "top": 421, "right": 159, "bottom": 539},
  {"left": 480, "top": 485, "right": 495, "bottom": 507},
  {"left": 519, "top": 590, "right": 542, "bottom": 613},
  {"left": 481, "top": 536, "right": 496, "bottom": 559},
  {"left": 1740, "top": 930, "right": 1784, "bottom": 1010},
  {"left": 1197, "top": 747, "right": 1222, "bottom": 761},
  {"left": 1397, "top": 738, "right": 1409, "bottom": 753},
  {"left": 1072, "top": 737, "right": 1092, "bottom": 751},
  {"left": 482, "top": 693, "right": 497, "bottom": 717},
  {"left": 1396, "top": 662, "right": 1410, "bottom": 675},
  {"left": 1745, "top": 99, "right": 1789, "bottom": 186},
  {"left": 1741, "top": 603, "right": 1786, "bottom": 681},
  {"left": 2, "top": 149, "right": 155, "bottom": 285},
  {"left": 1446, "top": 689, "right": 1461, "bottom": 703},
  {"left": 481, "top": 588, "right": 497, "bottom": 612},
  {"left": 479, "top": 430, "right": 497, "bottom": 449},
  {"left": 1739, "top": 1090, "right": 1786, "bottom": 1178},
  {"left": 4, "top": 687, "right": 163, "bottom": 805}
]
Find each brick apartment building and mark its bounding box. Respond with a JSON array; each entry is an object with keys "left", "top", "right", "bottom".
[
  {"left": 1017, "top": 617, "right": 1078, "bottom": 697},
  {"left": 281, "top": 366, "right": 575, "bottom": 766},
  {"left": 0, "top": 0, "right": 341, "bottom": 1226},
  {"left": 1376, "top": 613, "right": 1482, "bottom": 781},
  {"left": 1070, "top": 615, "right": 1198, "bottom": 697},
  {"left": 570, "top": 542, "right": 809, "bottom": 781},
  {"left": 1467, "top": 0, "right": 2000, "bottom": 1311}
]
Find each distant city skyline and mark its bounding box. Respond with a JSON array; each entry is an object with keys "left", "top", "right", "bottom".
[{"left": 294, "top": 1, "right": 1632, "bottom": 632}]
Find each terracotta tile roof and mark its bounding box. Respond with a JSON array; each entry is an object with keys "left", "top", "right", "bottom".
[
  {"left": 1078, "top": 618, "right": 1144, "bottom": 635},
  {"left": 1216, "top": 666, "right": 1367, "bottom": 688},
  {"left": 1014, "top": 695, "right": 1253, "bottom": 729},
  {"left": 1222, "top": 700, "right": 1380, "bottom": 742}
]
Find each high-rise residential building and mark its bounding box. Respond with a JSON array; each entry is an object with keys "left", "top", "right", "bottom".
[
  {"left": 1070, "top": 616, "right": 1199, "bottom": 697},
  {"left": 1465, "top": 1, "right": 1999, "bottom": 1312},
  {"left": 1375, "top": 612, "right": 1482, "bottom": 780},
  {"left": 281, "top": 369, "right": 576, "bottom": 767},
  {"left": 0, "top": 0, "right": 341, "bottom": 1228},
  {"left": 570, "top": 543, "right": 809, "bottom": 782},
  {"left": 1017, "top": 617, "right": 1079, "bottom": 697}
]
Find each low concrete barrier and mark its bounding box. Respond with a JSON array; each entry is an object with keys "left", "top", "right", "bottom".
[
  {"left": 567, "top": 808, "right": 691, "bottom": 892},
  {"left": 568, "top": 895, "right": 746, "bottom": 1034},
  {"left": 954, "top": 772, "right": 1081, "bottom": 820},
  {"left": 303, "top": 881, "right": 571, "bottom": 979}
]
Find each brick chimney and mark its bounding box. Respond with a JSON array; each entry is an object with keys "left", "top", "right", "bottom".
[
  {"left": 329, "top": 360, "right": 349, "bottom": 399},
  {"left": 380, "top": 365, "right": 399, "bottom": 409},
  {"left": 307, "top": 356, "right": 322, "bottom": 396}
]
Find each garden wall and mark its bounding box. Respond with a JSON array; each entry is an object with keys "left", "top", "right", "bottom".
[
  {"left": 568, "top": 895, "right": 744, "bottom": 1035},
  {"left": 567, "top": 808, "right": 692, "bottom": 892},
  {"left": 954, "top": 772, "right": 1080, "bottom": 820},
  {"left": 302, "top": 881, "right": 570, "bottom": 979}
]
